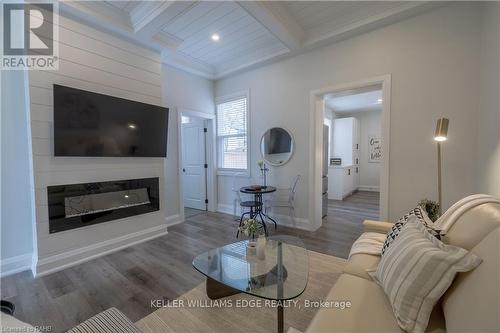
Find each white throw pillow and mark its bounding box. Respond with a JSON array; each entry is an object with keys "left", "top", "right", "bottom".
[{"left": 370, "top": 216, "right": 482, "bottom": 333}]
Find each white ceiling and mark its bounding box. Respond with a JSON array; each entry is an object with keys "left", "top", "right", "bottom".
[
  {"left": 104, "top": 1, "right": 139, "bottom": 13},
  {"left": 60, "top": 1, "right": 441, "bottom": 79},
  {"left": 325, "top": 89, "right": 383, "bottom": 113}
]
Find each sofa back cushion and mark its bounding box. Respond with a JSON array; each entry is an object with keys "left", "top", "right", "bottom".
[
  {"left": 442, "top": 227, "right": 500, "bottom": 333},
  {"left": 444, "top": 203, "right": 500, "bottom": 250}
]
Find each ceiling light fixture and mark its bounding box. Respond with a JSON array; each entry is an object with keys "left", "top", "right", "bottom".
[{"left": 211, "top": 33, "right": 220, "bottom": 41}]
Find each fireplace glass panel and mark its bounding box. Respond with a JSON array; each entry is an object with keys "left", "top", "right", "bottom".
[
  {"left": 48, "top": 177, "right": 159, "bottom": 233},
  {"left": 65, "top": 188, "right": 150, "bottom": 218}
]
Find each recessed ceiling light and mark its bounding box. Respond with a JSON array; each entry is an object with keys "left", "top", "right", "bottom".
[
  {"left": 211, "top": 33, "right": 220, "bottom": 41},
  {"left": 128, "top": 123, "right": 136, "bottom": 129}
]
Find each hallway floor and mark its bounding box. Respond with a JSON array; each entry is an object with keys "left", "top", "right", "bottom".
[{"left": 323, "top": 190, "right": 380, "bottom": 258}]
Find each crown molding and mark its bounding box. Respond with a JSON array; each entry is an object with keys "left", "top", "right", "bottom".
[
  {"left": 58, "top": 0, "right": 446, "bottom": 81},
  {"left": 161, "top": 49, "right": 216, "bottom": 79}
]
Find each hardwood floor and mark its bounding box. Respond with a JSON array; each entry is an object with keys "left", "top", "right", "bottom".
[
  {"left": 0, "top": 191, "right": 379, "bottom": 332},
  {"left": 184, "top": 207, "right": 206, "bottom": 219},
  {"left": 324, "top": 190, "right": 380, "bottom": 258}
]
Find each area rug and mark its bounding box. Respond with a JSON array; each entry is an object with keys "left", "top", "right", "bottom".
[{"left": 135, "top": 250, "right": 346, "bottom": 333}]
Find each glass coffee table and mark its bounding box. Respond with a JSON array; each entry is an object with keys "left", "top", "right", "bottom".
[{"left": 192, "top": 235, "right": 308, "bottom": 333}]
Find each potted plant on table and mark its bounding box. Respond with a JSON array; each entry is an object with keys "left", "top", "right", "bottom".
[{"left": 239, "top": 219, "right": 266, "bottom": 257}]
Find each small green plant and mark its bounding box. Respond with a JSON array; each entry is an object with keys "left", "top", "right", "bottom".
[
  {"left": 238, "top": 219, "right": 263, "bottom": 239},
  {"left": 418, "top": 199, "right": 440, "bottom": 222}
]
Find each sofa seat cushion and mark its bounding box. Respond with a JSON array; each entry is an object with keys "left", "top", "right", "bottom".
[
  {"left": 306, "top": 274, "right": 401, "bottom": 333},
  {"left": 306, "top": 274, "right": 446, "bottom": 333},
  {"left": 343, "top": 253, "right": 380, "bottom": 280}
]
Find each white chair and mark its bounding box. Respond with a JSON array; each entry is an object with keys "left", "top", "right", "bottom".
[{"left": 265, "top": 175, "right": 301, "bottom": 226}]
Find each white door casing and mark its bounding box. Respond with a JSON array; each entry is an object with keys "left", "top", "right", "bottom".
[
  {"left": 310, "top": 75, "right": 391, "bottom": 230},
  {"left": 181, "top": 117, "right": 207, "bottom": 210}
]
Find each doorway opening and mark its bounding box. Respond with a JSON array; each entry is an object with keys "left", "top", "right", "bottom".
[
  {"left": 178, "top": 109, "right": 216, "bottom": 221},
  {"left": 309, "top": 76, "right": 390, "bottom": 258},
  {"left": 309, "top": 75, "right": 391, "bottom": 230},
  {"left": 324, "top": 85, "right": 383, "bottom": 220}
]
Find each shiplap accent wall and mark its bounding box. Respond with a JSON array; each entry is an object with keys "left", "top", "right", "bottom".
[{"left": 29, "top": 15, "right": 173, "bottom": 276}]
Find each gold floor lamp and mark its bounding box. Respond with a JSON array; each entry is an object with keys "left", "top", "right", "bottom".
[{"left": 434, "top": 118, "right": 449, "bottom": 215}]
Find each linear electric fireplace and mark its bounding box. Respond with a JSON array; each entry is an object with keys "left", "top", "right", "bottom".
[{"left": 48, "top": 178, "right": 159, "bottom": 233}]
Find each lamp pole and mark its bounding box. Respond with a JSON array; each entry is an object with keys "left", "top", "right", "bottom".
[
  {"left": 437, "top": 141, "right": 442, "bottom": 215},
  {"left": 434, "top": 117, "right": 449, "bottom": 216}
]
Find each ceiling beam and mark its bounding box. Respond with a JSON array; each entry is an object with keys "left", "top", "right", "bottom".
[
  {"left": 236, "top": 1, "right": 304, "bottom": 51},
  {"left": 133, "top": 1, "right": 195, "bottom": 41},
  {"left": 60, "top": 1, "right": 134, "bottom": 32},
  {"left": 131, "top": 1, "right": 174, "bottom": 33}
]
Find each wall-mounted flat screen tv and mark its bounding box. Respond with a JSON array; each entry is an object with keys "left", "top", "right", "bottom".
[{"left": 54, "top": 85, "right": 169, "bottom": 157}]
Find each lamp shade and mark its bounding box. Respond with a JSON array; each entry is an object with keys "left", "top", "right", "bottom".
[{"left": 434, "top": 118, "right": 449, "bottom": 141}]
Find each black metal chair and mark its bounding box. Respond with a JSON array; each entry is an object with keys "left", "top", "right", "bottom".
[{"left": 237, "top": 201, "right": 268, "bottom": 238}]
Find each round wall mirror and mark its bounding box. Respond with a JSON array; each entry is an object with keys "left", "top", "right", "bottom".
[{"left": 260, "top": 127, "right": 294, "bottom": 166}]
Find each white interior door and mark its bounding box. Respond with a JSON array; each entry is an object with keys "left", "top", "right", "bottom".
[{"left": 181, "top": 117, "right": 207, "bottom": 210}]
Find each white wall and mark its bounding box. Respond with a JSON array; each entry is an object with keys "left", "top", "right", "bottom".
[
  {"left": 340, "top": 110, "right": 382, "bottom": 191},
  {"left": 28, "top": 15, "right": 170, "bottom": 275},
  {"left": 216, "top": 3, "right": 482, "bottom": 224},
  {"left": 1, "top": 70, "right": 36, "bottom": 276},
  {"left": 478, "top": 2, "right": 500, "bottom": 198},
  {"left": 161, "top": 65, "right": 215, "bottom": 217}
]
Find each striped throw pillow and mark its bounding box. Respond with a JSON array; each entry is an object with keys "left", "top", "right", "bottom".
[
  {"left": 381, "top": 206, "right": 438, "bottom": 255},
  {"left": 370, "top": 217, "right": 482, "bottom": 333}
]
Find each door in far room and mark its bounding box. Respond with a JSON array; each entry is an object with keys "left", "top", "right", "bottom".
[{"left": 181, "top": 116, "right": 207, "bottom": 211}]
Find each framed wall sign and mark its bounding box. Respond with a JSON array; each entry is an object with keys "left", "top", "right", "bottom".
[{"left": 368, "top": 136, "right": 382, "bottom": 163}]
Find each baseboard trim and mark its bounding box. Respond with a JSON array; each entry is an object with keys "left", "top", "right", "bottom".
[
  {"left": 358, "top": 186, "right": 380, "bottom": 192},
  {"left": 165, "top": 214, "right": 183, "bottom": 226},
  {"left": 1, "top": 253, "right": 33, "bottom": 277},
  {"left": 270, "top": 213, "right": 313, "bottom": 231},
  {"left": 36, "top": 222, "right": 170, "bottom": 277},
  {"left": 217, "top": 204, "right": 234, "bottom": 216}
]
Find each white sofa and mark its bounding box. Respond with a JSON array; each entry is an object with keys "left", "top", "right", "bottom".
[{"left": 306, "top": 201, "right": 500, "bottom": 333}]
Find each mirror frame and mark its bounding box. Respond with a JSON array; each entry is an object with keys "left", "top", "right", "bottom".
[{"left": 260, "top": 127, "right": 295, "bottom": 166}]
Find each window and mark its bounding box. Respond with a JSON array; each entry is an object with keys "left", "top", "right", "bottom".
[{"left": 216, "top": 94, "right": 249, "bottom": 173}]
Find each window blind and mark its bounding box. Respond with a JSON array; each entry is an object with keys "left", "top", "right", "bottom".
[{"left": 216, "top": 97, "right": 248, "bottom": 170}]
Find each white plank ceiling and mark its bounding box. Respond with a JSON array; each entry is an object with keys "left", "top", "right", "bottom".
[
  {"left": 61, "top": 1, "right": 440, "bottom": 79},
  {"left": 104, "top": 1, "right": 139, "bottom": 13}
]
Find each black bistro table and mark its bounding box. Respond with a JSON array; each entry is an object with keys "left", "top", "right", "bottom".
[{"left": 238, "top": 186, "right": 278, "bottom": 236}]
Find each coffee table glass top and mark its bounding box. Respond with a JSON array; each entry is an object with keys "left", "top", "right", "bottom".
[{"left": 192, "top": 235, "right": 309, "bottom": 301}]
